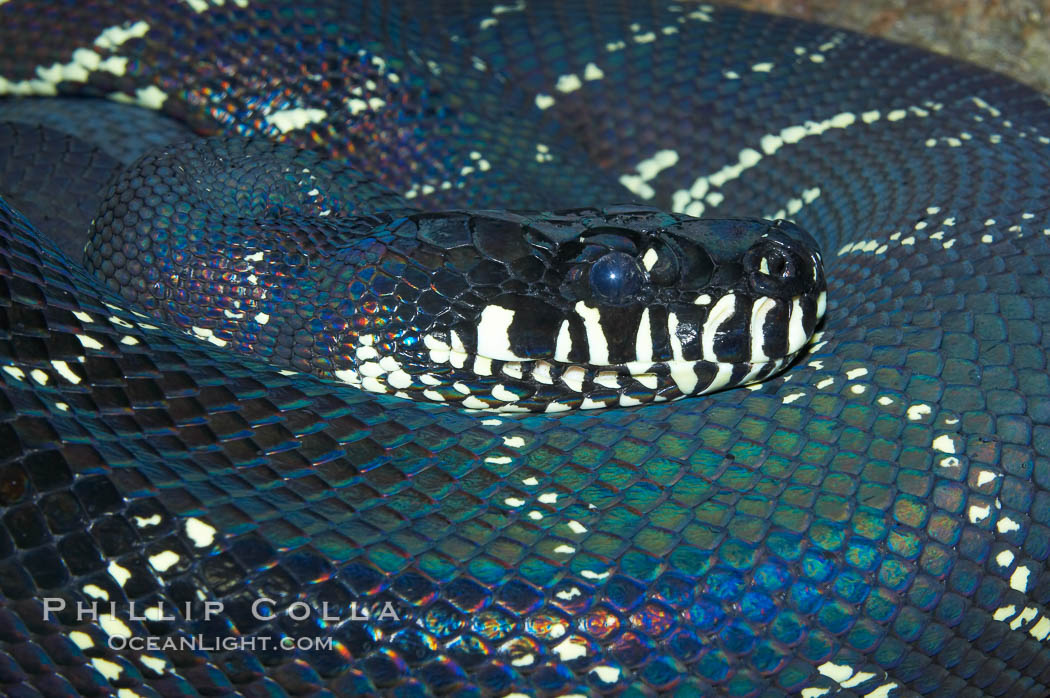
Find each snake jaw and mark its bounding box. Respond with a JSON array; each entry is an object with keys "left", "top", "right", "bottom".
[{"left": 322, "top": 214, "right": 828, "bottom": 411}]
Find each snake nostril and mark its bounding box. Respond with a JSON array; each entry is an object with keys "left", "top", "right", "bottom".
[
  {"left": 589, "top": 251, "right": 644, "bottom": 305},
  {"left": 761, "top": 250, "right": 790, "bottom": 278}
]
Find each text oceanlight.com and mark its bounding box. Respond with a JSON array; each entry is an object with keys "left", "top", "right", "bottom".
[{"left": 43, "top": 598, "right": 401, "bottom": 651}]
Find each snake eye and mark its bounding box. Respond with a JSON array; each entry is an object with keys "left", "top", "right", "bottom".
[{"left": 589, "top": 251, "right": 643, "bottom": 305}]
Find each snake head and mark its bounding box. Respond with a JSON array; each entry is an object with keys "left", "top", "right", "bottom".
[{"left": 356, "top": 207, "right": 826, "bottom": 411}]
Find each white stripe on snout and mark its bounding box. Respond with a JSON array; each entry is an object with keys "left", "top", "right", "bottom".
[
  {"left": 749, "top": 297, "right": 777, "bottom": 363},
  {"left": 635, "top": 308, "right": 653, "bottom": 362},
  {"left": 476, "top": 304, "right": 528, "bottom": 360},
  {"left": 787, "top": 297, "right": 808, "bottom": 354},
  {"left": 554, "top": 320, "right": 572, "bottom": 362},
  {"left": 701, "top": 293, "right": 736, "bottom": 361},
  {"left": 575, "top": 301, "right": 609, "bottom": 364}
]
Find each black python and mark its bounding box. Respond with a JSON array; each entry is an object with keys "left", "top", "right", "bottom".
[
  {"left": 1, "top": 1, "right": 1049, "bottom": 696},
  {"left": 82, "top": 135, "right": 826, "bottom": 412}
]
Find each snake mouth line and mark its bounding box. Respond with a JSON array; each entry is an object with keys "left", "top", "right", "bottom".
[
  {"left": 331, "top": 333, "right": 802, "bottom": 412},
  {"left": 325, "top": 289, "right": 825, "bottom": 411}
]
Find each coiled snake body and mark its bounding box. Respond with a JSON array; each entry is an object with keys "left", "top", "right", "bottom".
[{"left": 1, "top": 2, "right": 1050, "bottom": 696}]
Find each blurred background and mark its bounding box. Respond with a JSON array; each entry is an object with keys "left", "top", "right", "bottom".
[{"left": 717, "top": 0, "right": 1050, "bottom": 93}]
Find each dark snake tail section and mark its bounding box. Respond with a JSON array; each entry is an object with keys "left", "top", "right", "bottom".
[{"left": 1, "top": 1, "right": 1050, "bottom": 696}]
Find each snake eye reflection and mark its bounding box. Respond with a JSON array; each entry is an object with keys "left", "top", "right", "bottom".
[{"left": 589, "top": 251, "right": 643, "bottom": 304}]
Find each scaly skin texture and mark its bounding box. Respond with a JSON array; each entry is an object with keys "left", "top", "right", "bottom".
[{"left": 1, "top": 1, "right": 1050, "bottom": 696}]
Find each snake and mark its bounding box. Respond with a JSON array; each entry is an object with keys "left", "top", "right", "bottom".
[{"left": 1, "top": 1, "right": 1049, "bottom": 696}]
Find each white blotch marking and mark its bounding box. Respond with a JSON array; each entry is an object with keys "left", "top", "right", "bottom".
[
  {"left": 29, "top": 369, "right": 48, "bottom": 385},
  {"left": 845, "top": 368, "right": 868, "bottom": 380},
  {"left": 503, "top": 436, "right": 525, "bottom": 449},
  {"left": 1011, "top": 565, "right": 1031, "bottom": 592},
  {"left": 993, "top": 605, "right": 1017, "bottom": 622},
  {"left": 567, "top": 520, "right": 588, "bottom": 534},
  {"left": 132, "top": 84, "right": 168, "bottom": 109},
  {"left": 505, "top": 498, "right": 525, "bottom": 508},
  {"left": 619, "top": 149, "right": 678, "bottom": 199},
  {"left": 82, "top": 584, "right": 109, "bottom": 600},
  {"left": 254, "top": 312, "right": 269, "bottom": 325},
  {"left": 73, "top": 311, "right": 94, "bottom": 323},
  {"left": 907, "top": 404, "right": 931, "bottom": 420},
  {"left": 266, "top": 107, "right": 327, "bottom": 133},
  {"left": 556, "top": 587, "right": 581, "bottom": 601},
  {"left": 584, "top": 62, "right": 604, "bottom": 80},
  {"left": 94, "top": 21, "right": 150, "bottom": 50},
  {"left": 996, "top": 550, "right": 1015, "bottom": 567},
  {"left": 816, "top": 377, "right": 834, "bottom": 389},
  {"left": 1029, "top": 617, "right": 1050, "bottom": 641},
  {"left": 841, "top": 672, "right": 875, "bottom": 689},
  {"left": 535, "top": 94, "right": 555, "bottom": 110},
  {"left": 108, "top": 561, "right": 132, "bottom": 587},
  {"left": 592, "top": 666, "right": 621, "bottom": 682},
  {"left": 555, "top": 73, "right": 582, "bottom": 93},
  {"left": 69, "top": 631, "right": 94, "bottom": 649},
  {"left": 1011, "top": 606, "right": 1038, "bottom": 630},
  {"left": 782, "top": 392, "right": 806, "bottom": 404},
  {"left": 132, "top": 514, "right": 161, "bottom": 528},
  {"left": 817, "top": 662, "right": 854, "bottom": 683},
  {"left": 92, "top": 658, "right": 124, "bottom": 680},
  {"left": 553, "top": 637, "right": 588, "bottom": 661},
  {"left": 100, "top": 614, "right": 132, "bottom": 639},
  {"left": 185, "top": 518, "right": 216, "bottom": 547},
  {"left": 51, "top": 360, "right": 81, "bottom": 384},
  {"left": 864, "top": 684, "right": 898, "bottom": 698},
  {"left": 120, "top": 336, "right": 139, "bottom": 345},
  {"left": 486, "top": 456, "right": 512, "bottom": 465},
  {"left": 139, "top": 655, "right": 167, "bottom": 674},
  {"left": 190, "top": 326, "right": 227, "bottom": 347},
  {"left": 553, "top": 544, "right": 576, "bottom": 554},
  {"left": 932, "top": 434, "right": 957, "bottom": 454},
  {"left": 752, "top": 62, "right": 774, "bottom": 72},
  {"left": 998, "top": 516, "right": 1021, "bottom": 534},
  {"left": 976, "top": 471, "right": 998, "bottom": 487},
  {"left": 148, "top": 550, "right": 180, "bottom": 572},
  {"left": 968, "top": 504, "right": 990, "bottom": 523}
]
